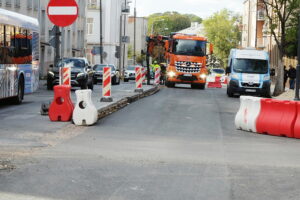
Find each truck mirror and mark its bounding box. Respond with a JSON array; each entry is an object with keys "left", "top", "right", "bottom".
[
  {"left": 209, "top": 43, "right": 214, "bottom": 55},
  {"left": 226, "top": 67, "right": 231, "bottom": 74},
  {"left": 270, "top": 69, "right": 275, "bottom": 76}
]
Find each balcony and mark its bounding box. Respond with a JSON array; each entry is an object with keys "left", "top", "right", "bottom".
[{"left": 257, "top": 10, "right": 265, "bottom": 21}]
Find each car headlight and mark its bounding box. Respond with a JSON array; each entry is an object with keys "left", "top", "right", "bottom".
[
  {"left": 167, "top": 71, "right": 176, "bottom": 77},
  {"left": 263, "top": 75, "right": 270, "bottom": 81},
  {"left": 200, "top": 74, "right": 206, "bottom": 79},
  {"left": 48, "top": 71, "right": 54, "bottom": 77},
  {"left": 77, "top": 73, "right": 85, "bottom": 77},
  {"left": 231, "top": 74, "right": 239, "bottom": 80}
]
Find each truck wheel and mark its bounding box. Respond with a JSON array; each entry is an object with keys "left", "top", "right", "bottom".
[
  {"left": 227, "top": 87, "right": 234, "bottom": 97},
  {"left": 199, "top": 84, "right": 206, "bottom": 90},
  {"left": 12, "top": 76, "right": 24, "bottom": 104},
  {"left": 166, "top": 81, "right": 175, "bottom": 88},
  {"left": 81, "top": 81, "right": 88, "bottom": 90},
  {"left": 47, "top": 77, "right": 53, "bottom": 90},
  {"left": 124, "top": 78, "right": 129, "bottom": 82}
]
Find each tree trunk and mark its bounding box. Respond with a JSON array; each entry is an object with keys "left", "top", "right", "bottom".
[{"left": 273, "top": 54, "right": 284, "bottom": 96}]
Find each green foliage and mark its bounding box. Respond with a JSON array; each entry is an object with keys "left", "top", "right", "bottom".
[
  {"left": 127, "top": 45, "right": 133, "bottom": 59},
  {"left": 184, "top": 14, "right": 202, "bottom": 24},
  {"left": 203, "top": 9, "right": 241, "bottom": 67},
  {"left": 147, "top": 12, "right": 193, "bottom": 35},
  {"left": 136, "top": 53, "right": 146, "bottom": 65}
]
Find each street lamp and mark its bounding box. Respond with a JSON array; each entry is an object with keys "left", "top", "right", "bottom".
[{"left": 151, "top": 19, "right": 165, "bottom": 35}]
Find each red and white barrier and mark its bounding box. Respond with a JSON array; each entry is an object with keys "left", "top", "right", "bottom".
[
  {"left": 135, "top": 66, "right": 143, "bottom": 92},
  {"left": 221, "top": 75, "right": 228, "bottom": 84},
  {"left": 235, "top": 97, "right": 300, "bottom": 139},
  {"left": 154, "top": 68, "right": 160, "bottom": 85},
  {"left": 59, "top": 66, "right": 71, "bottom": 86},
  {"left": 207, "top": 75, "right": 222, "bottom": 88},
  {"left": 100, "top": 66, "right": 113, "bottom": 102}
]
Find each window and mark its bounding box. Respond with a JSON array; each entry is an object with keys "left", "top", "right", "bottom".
[
  {"left": 0, "top": 0, "right": 2, "bottom": 7},
  {"left": 27, "top": 0, "right": 32, "bottom": 9},
  {"left": 14, "top": 0, "right": 20, "bottom": 8},
  {"left": 87, "top": 18, "right": 94, "bottom": 35},
  {"left": 33, "top": 0, "right": 38, "bottom": 10},
  {"left": 5, "top": 0, "right": 12, "bottom": 7},
  {"left": 88, "top": 0, "right": 97, "bottom": 9}
]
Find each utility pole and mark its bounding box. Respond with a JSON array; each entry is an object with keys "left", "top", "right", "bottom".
[
  {"left": 122, "top": 0, "right": 127, "bottom": 75},
  {"left": 100, "top": 0, "right": 104, "bottom": 64},
  {"left": 133, "top": 0, "right": 136, "bottom": 65},
  {"left": 119, "top": 14, "right": 123, "bottom": 75},
  {"left": 54, "top": 25, "right": 61, "bottom": 68},
  {"left": 294, "top": 14, "right": 300, "bottom": 100}
]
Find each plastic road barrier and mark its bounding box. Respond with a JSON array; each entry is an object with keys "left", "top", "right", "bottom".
[
  {"left": 235, "top": 96, "right": 261, "bottom": 132},
  {"left": 207, "top": 76, "right": 222, "bottom": 88},
  {"left": 154, "top": 68, "right": 160, "bottom": 85},
  {"left": 73, "top": 89, "right": 98, "bottom": 126},
  {"left": 135, "top": 66, "right": 143, "bottom": 92},
  {"left": 256, "top": 99, "right": 297, "bottom": 138},
  {"left": 100, "top": 66, "right": 113, "bottom": 102},
  {"left": 49, "top": 85, "right": 74, "bottom": 122},
  {"left": 293, "top": 102, "right": 300, "bottom": 139}
]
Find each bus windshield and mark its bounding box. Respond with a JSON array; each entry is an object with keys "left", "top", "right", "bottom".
[
  {"left": 173, "top": 39, "right": 206, "bottom": 57},
  {"left": 233, "top": 59, "right": 268, "bottom": 74}
]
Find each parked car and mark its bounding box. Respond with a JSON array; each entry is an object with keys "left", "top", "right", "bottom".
[
  {"left": 124, "top": 65, "right": 144, "bottom": 82},
  {"left": 47, "top": 57, "right": 94, "bottom": 90},
  {"left": 93, "top": 64, "right": 121, "bottom": 85},
  {"left": 210, "top": 68, "right": 225, "bottom": 77}
]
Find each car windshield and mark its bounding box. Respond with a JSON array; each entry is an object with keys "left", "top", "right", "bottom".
[
  {"left": 57, "top": 59, "right": 85, "bottom": 68},
  {"left": 233, "top": 59, "right": 268, "bottom": 74},
  {"left": 173, "top": 39, "right": 206, "bottom": 56},
  {"left": 212, "top": 69, "right": 225, "bottom": 74},
  {"left": 127, "top": 66, "right": 136, "bottom": 71},
  {"left": 94, "top": 65, "right": 115, "bottom": 71}
]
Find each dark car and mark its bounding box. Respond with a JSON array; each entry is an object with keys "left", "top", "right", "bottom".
[
  {"left": 47, "top": 57, "right": 94, "bottom": 90},
  {"left": 93, "top": 64, "right": 121, "bottom": 85}
]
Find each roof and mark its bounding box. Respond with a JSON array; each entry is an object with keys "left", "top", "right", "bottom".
[{"left": 0, "top": 8, "right": 39, "bottom": 31}]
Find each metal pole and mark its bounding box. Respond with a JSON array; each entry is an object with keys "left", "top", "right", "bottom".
[
  {"left": 133, "top": 0, "right": 136, "bottom": 65},
  {"left": 100, "top": 0, "right": 103, "bottom": 64},
  {"left": 122, "top": 0, "right": 127, "bottom": 75},
  {"left": 294, "top": 14, "right": 300, "bottom": 101},
  {"left": 119, "top": 14, "right": 123, "bottom": 75},
  {"left": 54, "top": 25, "right": 60, "bottom": 68}
]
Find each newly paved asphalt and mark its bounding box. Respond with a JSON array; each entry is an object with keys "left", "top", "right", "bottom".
[{"left": 1, "top": 85, "right": 300, "bottom": 200}]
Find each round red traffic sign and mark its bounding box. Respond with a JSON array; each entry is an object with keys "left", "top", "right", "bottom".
[{"left": 47, "top": 0, "right": 78, "bottom": 27}]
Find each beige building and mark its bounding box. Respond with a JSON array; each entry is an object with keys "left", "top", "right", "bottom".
[
  {"left": 242, "top": 0, "right": 297, "bottom": 69},
  {"left": 0, "top": 0, "right": 86, "bottom": 77}
]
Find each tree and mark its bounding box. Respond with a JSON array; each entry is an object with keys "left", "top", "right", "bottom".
[
  {"left": 184, "top": 14, "right": 203, "bottom": 24},
  {"left": 262, "top": 0, "right": 300, "bottom": 96},
  {"left": 147, "top": 12, "right": 192, "bottom": 35},
  {"left": 127, "top": 45, "right": 133, "bottom": 59},
  {"left": 203, "top": 9, "right": 241, "bottom": 67}
]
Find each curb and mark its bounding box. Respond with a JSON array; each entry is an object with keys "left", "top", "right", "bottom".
[{"left": 97, "top": 86, "right": 160, "bottom": 119}]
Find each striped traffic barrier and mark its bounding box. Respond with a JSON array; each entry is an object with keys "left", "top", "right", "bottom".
[
  {"left": 135, "top": 66, "right": 143, "bottom": 93},
  {"left": 154, "top": 68, "right": 160, "bottom": 85},
  {"left": 100, "top": 66, "right": 113, "bottom": 102},
  {"left": 59, "top": 66, "right": 71, "bottom": 86}
]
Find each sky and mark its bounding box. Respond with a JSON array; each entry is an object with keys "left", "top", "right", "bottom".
[{"left": 130, "top": 0, "right": 245, "bottom": 19}]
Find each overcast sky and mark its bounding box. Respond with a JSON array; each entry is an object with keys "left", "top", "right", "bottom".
[{"left": 130, "top": 0, "right": 245, "bottom": 19}]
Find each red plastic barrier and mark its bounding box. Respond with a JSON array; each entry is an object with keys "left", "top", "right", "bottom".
[
  {"left": 256, "top": 99, "right": 297, "bottom": 138},
  {"left": 207, "top": 77, "right": 222, "bottom": 88},
  {"left": 48, "top": 85, "right": 74, "bottom": 122},
  {"left": 293, "top": 103, "right": 300, "bottom": 139}
]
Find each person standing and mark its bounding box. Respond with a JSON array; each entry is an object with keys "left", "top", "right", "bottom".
[
  {"left": 288, "top": 65, "right": 296, "bottom": 90},
  {"left": 284, "top": 66, "right": 288, "bottom": 89}
]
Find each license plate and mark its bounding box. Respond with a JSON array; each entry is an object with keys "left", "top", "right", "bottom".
[
  {"left": 184, "top": 74, "right": 192, "bottom": 77},
  {"left": 245, "top": 89, "right": 256, "bottom": 93}
]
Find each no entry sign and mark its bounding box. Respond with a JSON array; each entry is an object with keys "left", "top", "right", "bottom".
[{"left": 47, "top": 0, "right": 78, "bottom": 27}]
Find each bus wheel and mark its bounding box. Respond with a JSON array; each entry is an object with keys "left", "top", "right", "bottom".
[{"left": 12, "top": 77, "right": 24, "bottom": 104}]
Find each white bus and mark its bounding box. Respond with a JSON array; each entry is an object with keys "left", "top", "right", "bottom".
[{"left": 0, "top": 8, "right": 39, "bottom": 104}]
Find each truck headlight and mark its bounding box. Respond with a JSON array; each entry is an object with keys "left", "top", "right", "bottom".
[
  {"left": 167, "top": 71, "right": 176, "bottom": 78},
  {"left": 263, "top": 75, "right": 270, "bottom": 81},
  {"left": 200, "top": 74, "right": 206, "bottom": 79}
]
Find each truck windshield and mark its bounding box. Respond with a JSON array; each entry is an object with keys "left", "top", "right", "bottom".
[
  {"left": 233, "top": 59, "right": 268, "bottom": 74},
  {"left": 173, "top": 39, "right": 206, "bottom": 56}
]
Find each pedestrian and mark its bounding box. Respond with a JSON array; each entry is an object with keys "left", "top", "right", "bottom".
[
  {"left": 288, "top": 65, "right": 296, "bottom": 90},
  {"left": 284, "top": 65, "right": 288, "bottom": 89}
]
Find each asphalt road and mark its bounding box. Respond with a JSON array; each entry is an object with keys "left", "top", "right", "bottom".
[{"left": 1, "top": 85, "right": 300, "bottom": 200}]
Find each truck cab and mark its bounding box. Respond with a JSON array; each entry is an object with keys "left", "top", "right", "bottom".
[{"left": 226, "top": 48, "right": 271, "bottom": 97}]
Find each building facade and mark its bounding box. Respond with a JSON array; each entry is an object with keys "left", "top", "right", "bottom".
[
  {"left": 0, "top": 0, "right": 87, "bottom": 77},
  {"left": 86, "top": 0, "right": 129, "bottom": 71}
]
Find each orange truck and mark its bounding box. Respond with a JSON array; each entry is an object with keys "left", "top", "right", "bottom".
[
  {"left": 165, "top": 33, "right": 213, "bottom": 89},
  {"left": 146, "top": 33, "right": 213, "bottom": 89}
]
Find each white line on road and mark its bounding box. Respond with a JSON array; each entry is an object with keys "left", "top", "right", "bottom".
[{"left": 48, "top": 6, "right": 77, "bottom": 15}]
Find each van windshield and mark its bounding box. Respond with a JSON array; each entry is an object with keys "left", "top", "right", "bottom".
[{"left": 233, "top": 59, "right": 268, "bottom": 74}]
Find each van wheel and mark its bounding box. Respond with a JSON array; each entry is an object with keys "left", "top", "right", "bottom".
[
  {"left": 227, "top": 87, "right": 234, "bottom": 97},
  {"left": 12, "top": 76, "right": 24, "bottom": 104}
]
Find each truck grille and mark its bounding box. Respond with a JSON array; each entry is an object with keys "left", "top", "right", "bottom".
[{"left": 175, "top": 61, "right": 202, "bottom": 73}]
